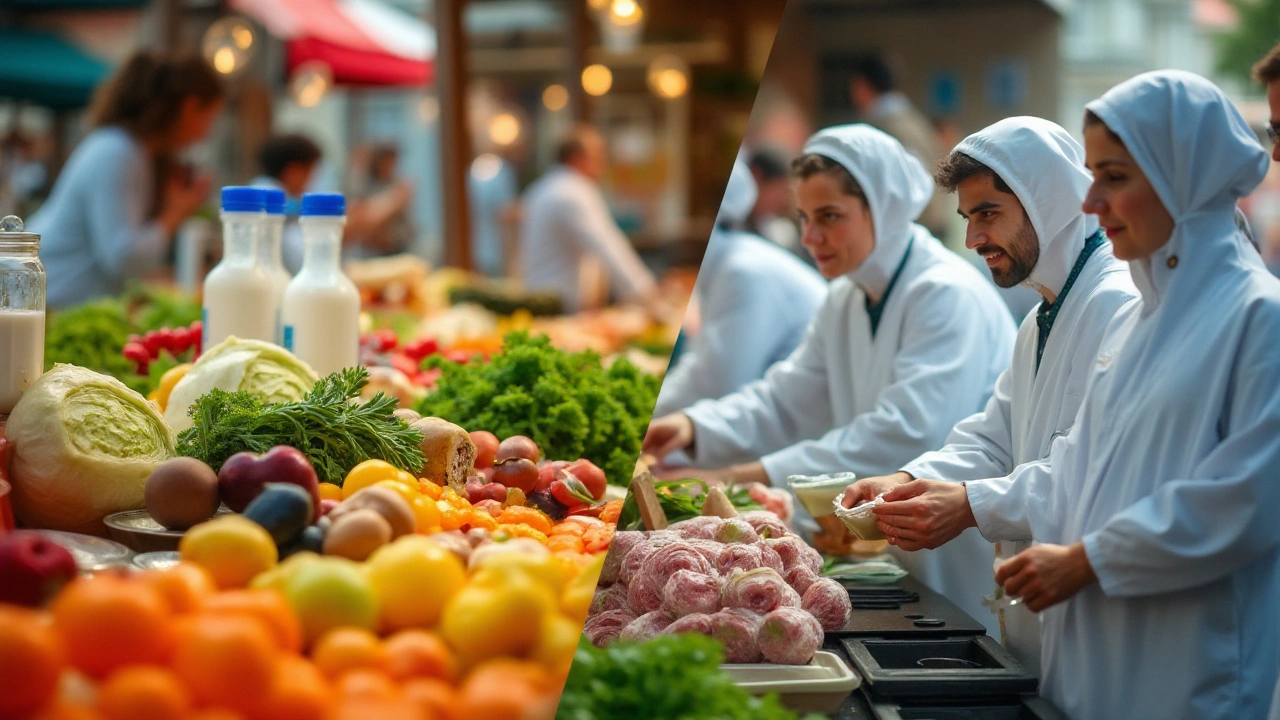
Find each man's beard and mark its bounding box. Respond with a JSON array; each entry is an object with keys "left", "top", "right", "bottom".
[{"left": 986, "top": 217, "right": 1040, "bottom": 288}]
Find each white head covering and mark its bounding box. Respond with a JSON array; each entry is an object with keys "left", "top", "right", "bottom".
[
  {"left": 953, "top": 116, "right": 1100, "bottom": 298},
  {"left": 717, "top": 152, "right": 758, "bottom": 226},
  {"left": 1085, "top": 70, "right": 1268, "bottom": 309},
  {"left": 802, "top": 124, "right": 934, "bottom": 297}
]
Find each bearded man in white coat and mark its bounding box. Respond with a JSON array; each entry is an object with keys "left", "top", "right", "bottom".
[
  {"left": 643, "top": 124, "right": 1017, "bottom": 631},
  {"left": 840, "top": 117, "right": 1138, "bottom": 674},
  {"left": 876, "top": 71, "right": 1280, "bottom": 720},
  {"left": 653, "top": 155, "right": 828, "bottom": 417}
]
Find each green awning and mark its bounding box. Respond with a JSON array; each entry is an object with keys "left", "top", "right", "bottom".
[{"left": 0, "top": 29, "right": 111, "bottom": 109}]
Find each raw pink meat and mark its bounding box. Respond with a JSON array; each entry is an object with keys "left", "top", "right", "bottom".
[
  {"left": 619, "top": 542, "right": 655, "bottom": 586},
  {"left": 759, "top": 543, "right": 785, "bottom": 574},
  {"left": 620, "top": 611, "right": 676, "bottom": 643},
  {"left": 715, "top": 544, "right": 767, "bottom": 577},
  {"left": 720, "top": 568, "right": 801, "bottom": 614},
  {"left": 765, "top": 535, "right": 823, "bottom": 574},
  {"left": 583, "top": 609, "right": 637, "bottom": 647},
  {"left": 663, "top": 613, "right": 716, "bottom": 636},
  {"left": 757, "top": 606, "right": 824, "bottom": 665},
  {"left": 739, "top": 510, "right": 789, "bottom": 539},
  {"left": 802, "top": 578, "right": 853, "bottom": 632},
  {"left": 642, "top": 542, "right": 715, "bottom": 589},
  {"left": 687, "top": 539, "right": 725, "bottom": 568},
  {"left": 627, "top": 570, "right": 665, "bottom": 615},
  {"left": 590, "top": 583, "right": 632, "bottom": 615},
  {"left": 711, "top": 609, "right": 765, "bottom": 663},
  {"left": 784, "top": 565, "right": 819, "bottom": 595},
  {"left": 662, "top": 569, "right": 722, "bottom": 616},
  {"left": 715, "top": 518, "right": 761, "bottom": 545},
  {"left": 668, "top": 516, "right": 725, "bottom": 540},
  {"left": 600, "top": 531, "right": 645, "bottom": 586}
]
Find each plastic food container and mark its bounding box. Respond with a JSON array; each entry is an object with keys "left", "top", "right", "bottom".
[
  {"left": 722, "top": 650, "right": 861, "bottom": 714},
  {"left": 832, "top": 494, "right": 887, "bottom": 541},
  {"left": 787, "top": 472, "right": 856, "bottom": 517}
]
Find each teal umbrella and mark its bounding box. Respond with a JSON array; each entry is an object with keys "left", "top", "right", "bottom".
[{"left": 0, "top": 28, "right": 110, "bottom": 109}]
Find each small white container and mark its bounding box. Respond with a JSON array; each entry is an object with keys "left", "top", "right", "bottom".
[
  {"left": 722, "top": 650, "right": 861, "bottom": 714},
  {"left": 203, "top": 188, "right": 277, "bottom": 348},
  {"left": 259, "top": 188, "right": 293, "bottom": 344},
  {"left": 281, "top": 194, "right": 360, "bottom": 377},
  {"left": 787, "top": 472, "right": 856, "bottom": 517},
  {"left": 832, "top": 494, "right": 887, "bottom": 541}
]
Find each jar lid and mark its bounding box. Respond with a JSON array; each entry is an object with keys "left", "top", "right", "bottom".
[{"left": 0, "top": 215, "right": 38, "bottom": 242}]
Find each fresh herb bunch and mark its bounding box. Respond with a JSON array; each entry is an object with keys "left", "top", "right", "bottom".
[
  {"left": 415, "top": 332, "right": 660, "bottom": 487},
  {"left": 618, "top": 478, "right": 763, "bottom": 531},
  {"left": 177, "top": 366, "right": 425, "bottom": 483},
  {"left": 556, "top": 634, "right": 819, "bottom": 720}
]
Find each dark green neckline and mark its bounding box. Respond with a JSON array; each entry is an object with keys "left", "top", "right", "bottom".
[
  {"left": 866, "top": 238, "right": 914, "bottom": 338},
  {"left": 1035, "top": 229, "right": 1106, "bottom": 371}
]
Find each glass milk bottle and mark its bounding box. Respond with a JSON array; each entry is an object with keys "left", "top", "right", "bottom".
[
  {"left": 281, "top": 193, "right": 360, "bottom": 376},
  {"left": 0, "top": 215, "right": 45, "bottom": 415},
  {"left": 202, "top": 187, "right": 277, "bottom": 348},
  {"left": 260, "top": 188, "right": 292, "bottom": 343}
]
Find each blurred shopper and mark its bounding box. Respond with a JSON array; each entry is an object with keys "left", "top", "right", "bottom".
[
  {"left": 468, "top": 153, "right": 519, "bottom": 277},
  {"left": 643, "top": 125, "right": 1016, "bottom": 629},
  {"left": 864, "top": 71, "right": 1279, "bottom": 720},
  {"left": 346, "top": 143, "right": 414, "bottom": 258},
  {"left": 251, "top": 133, "right": 322, "bottom": 273},
  {"left": 31, "top": 51, "right": 223, "bottom": 308},
  {"left": 841, "top": 117, "right": 1137, "bottom": 674},
  {"left": 519, "top": 124, "right": 670, "bottom": 319},
  {"left": 849, "top": 54, "right": 951, "bottom": 241},
  {"left": 653, "top": 154, "right": 826, "bottom": 417},
  {"left": 0, "top": 132, "right": 49, "bottom": 216},
  {"left": 746, "top": 146, "right": 804, "bottom": 256}
]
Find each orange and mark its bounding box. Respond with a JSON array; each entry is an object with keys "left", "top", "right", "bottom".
[
  {"left": 383, "top": 630, "right": 457, "bottom": 683},
  {"left": 465, "top": 510, "right": 499, "bottom": 532},
  {"left": 332, "top": 669, "right": 399, "bottom": 701},
  {"left": 200, "top": 589, "right": 303, "bottom": 654},
  {"left": 582, "top": 527, "right": 614, "bottom": 554},
  {"left": 401, "top": 678, "right": 456, "bottom": 720},
  {"left": 172, "top": 614, "right": 278, "bottom": 715},
  {"left": 342, "top": 460, "right": 403, "bottom": 500},
  {"left": 317, "top": 483, "right": 343, "bottom": 502},
  {"left": 51, "top": 576, "right": 175, "bottom": 678},
  {"left": 417, "top": 480, "right": 443, "bottom": 500},
  {"left": 438, "top": 507, "right": 466, "bottom": 532},
  {"left": 311, "top": 628, "right": 388, "bottom": 680},
  {"left": 496, "top": 507, "right": 553, "bottom": 536},
  {"left": 96, "top": 666, "right": 191, "bottom": 720},
  {"left": 548, "top": 522, "right": 585, "bottom": 538},
  {"left": 139, "top": 563, "right": 218, "bottom": 614},
  {"left": 325, "top": 697, "right": 427, "bottom": 720},
  {"left": 0, "top": 606, "right": 64, "bottom": 718},
  {"left": 546, "top": 534, "right": 584, "bottom": 554},
  {"left": 598, "top": 500, "right": 623, "bottom": 525},
  {"left": 27, "top": 701, "right": 105, "bottom": 720},
  {"left": 253, "top": 655, "right": 330, "bottom": 720},
  {"left": 189, "top": 710, "right": 244, "bottom": 720},
  {"left": 456, "top": 659, "right": 552, "bottom": 720}
]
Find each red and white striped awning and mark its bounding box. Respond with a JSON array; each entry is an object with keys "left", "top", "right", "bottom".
[{"left": 229, "top": 0, "right": 435, "bottom": 86}]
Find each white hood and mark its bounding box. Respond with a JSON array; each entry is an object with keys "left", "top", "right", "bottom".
[
  {"left": 1085, "top": 70, "right": 1268, "bottom": 310},
  {"left": 802, "top": 124, "right": 934, "bottom": 298},
  {"left": 954, "top": 116, "right": 1100, "bottom": 298},
  {"left": 716, "top": 152, "right": 758, "bottom": 226}
]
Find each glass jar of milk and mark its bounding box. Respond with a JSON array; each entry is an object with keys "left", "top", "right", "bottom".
[{"left": 0, "top": 215, "right": 45, "bottom": 415}]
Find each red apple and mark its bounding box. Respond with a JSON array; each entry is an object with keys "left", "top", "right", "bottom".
[
  {"left": 470, "top": 431, "right": 500, "bottom": 469},
  {"left": 0, "top": 531, "right": 78, "bottom": 607},
  {"left": 218, "top": 446, "right": 322, "bottom": 519},
  {"left": 565, "top": 459, "right": 608, "bottom": 501}
]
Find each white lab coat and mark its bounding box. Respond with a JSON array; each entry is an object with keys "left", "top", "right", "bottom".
[
  {"left": 900, "top": 117, "right": 1138, "bottom": 674},
  {"left": 682, "top": 125, "right": 1017, "bottom": 632},
  {"left": 654, "top": 155, "right": 828, "bottom": 417},
  {"left": 964, "top": 71, "right": 1280, "bottom": 720},
  {"left": 519, "top": 166, "right": 658, "bottom": 312}
]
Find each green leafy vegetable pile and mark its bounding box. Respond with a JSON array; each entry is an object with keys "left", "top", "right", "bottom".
[
  {"left": 177, "top": 366, "right": 425, "bottom": 483},
  {"left": 415, "top": 332, "right": 661, "bottom": 487},
  {"left": 556, "top": 634, "right": 820, "bottom": 720},
  {"left": 617, "top": 478, "right": 763, "bottom": 530}
]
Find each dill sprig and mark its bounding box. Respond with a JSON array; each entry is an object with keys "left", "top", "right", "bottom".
[{"left": 176, "top": 366, "right": 425, "bottom": 484}]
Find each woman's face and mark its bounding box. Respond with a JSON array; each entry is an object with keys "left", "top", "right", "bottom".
[
  {"left": 795, "top": 171, "right": 875, "bottom": 280},
  {"left": 171, "top": 97, "right": 223, "bottom": 149},
  {"left": 1082, "top": 123, "right": 1175, "bottom": 261}
]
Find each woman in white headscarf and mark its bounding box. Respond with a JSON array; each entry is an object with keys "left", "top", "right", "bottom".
[
  {"left": 644, "top": 124, "right": 1017, "bottom": 629},
  {"left": 964, "top": 71, "right": 1279, "bottom": 719},
  {"left": 652, "top": 154, "right": 828, "bottom": 418}
]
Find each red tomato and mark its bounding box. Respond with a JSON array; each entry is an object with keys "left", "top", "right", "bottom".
[{"left": 565, "top": 459, "right": 607, "bottom": 501}]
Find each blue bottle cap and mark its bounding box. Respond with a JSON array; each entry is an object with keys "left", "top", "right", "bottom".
[
  {"left": 300, "top": 193, "right": 346, "bottom": 217},
  {"left": 263, "top": 188, "right": 287, "bottom": 215},
  {"left": 221, "top": 186, "right": 266, "bottom": 212}
]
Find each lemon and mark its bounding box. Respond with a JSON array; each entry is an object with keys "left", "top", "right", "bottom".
[
  {"left": 440, "top": 568, "right": 556, "bottom": 669},
  {"left": 531, "top": 613, "right": 582, "bottom": 674},
  {"left": 285, "top": 558, "right": 379, "bottom": 646},
  {"left": 365, "top": 536, "right": 466, "bottom": 632},
  {"left": 179, "top": 515, "right": 278, "bottom": 589}
]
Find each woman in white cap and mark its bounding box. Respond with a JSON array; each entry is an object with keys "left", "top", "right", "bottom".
[
  {"left": 652, "top": 153, "right": 828, "bottom": 418},
  {"left": 643, "top": 124, "right": 1017, "bottom": 629},
  {"left": 963, "top": 71, "right": 1279, "bottom": 719},
  {"left": 840, "top": 116, "right": 1138, "bottom": 675}
]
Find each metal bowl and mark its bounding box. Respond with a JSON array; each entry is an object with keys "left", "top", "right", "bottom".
[
  {"left": 29, "top": 529, "right": 134, "bottom": 572},
  {"left": 103, "top": 508, "right": 229, "bottom": 553}
]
